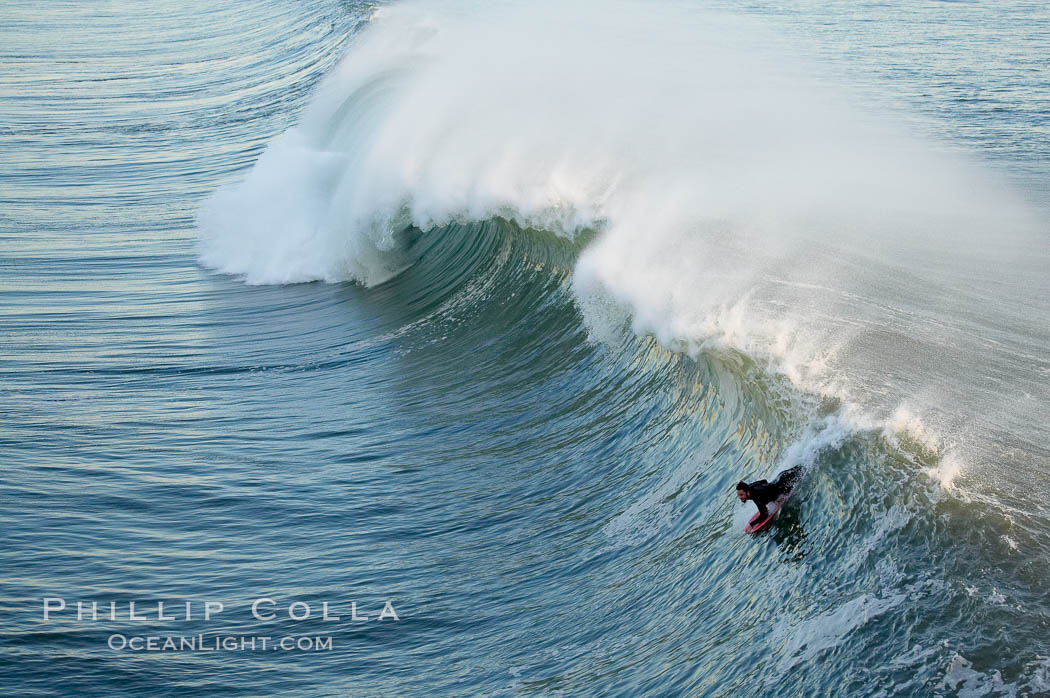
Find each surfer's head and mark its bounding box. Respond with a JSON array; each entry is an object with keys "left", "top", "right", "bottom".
[{"left": 735, "top": 482, "right": 750, "bottom": 502}]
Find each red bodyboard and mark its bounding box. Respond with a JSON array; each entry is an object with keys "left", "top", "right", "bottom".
[{"left": 744, "top": 495, "right": 787, "bottom": 534}]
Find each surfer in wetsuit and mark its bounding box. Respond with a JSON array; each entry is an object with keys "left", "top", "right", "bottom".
[{"left": 736, "top": 465, "right": 803, "bottom": 519}]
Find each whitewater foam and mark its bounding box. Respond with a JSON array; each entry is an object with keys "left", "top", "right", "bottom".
[
  {"left": 942, "top": 653, "right": 1016, "bottom": 698},
  {"left": 200, "top": 0, "right": 1030, "bottom": 283}
]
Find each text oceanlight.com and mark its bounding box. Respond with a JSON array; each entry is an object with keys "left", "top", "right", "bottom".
[{"left": 108, "top": 634, "right": 334, "bottom": 652}]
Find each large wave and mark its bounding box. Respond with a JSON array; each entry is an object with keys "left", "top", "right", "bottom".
[{"left": 197, "top": 0, "right": 1045, "bottom": 488}]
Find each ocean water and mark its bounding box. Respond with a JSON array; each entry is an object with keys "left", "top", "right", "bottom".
[{"left": 2, "top": 0, "right": 1049, "bottom": 695}]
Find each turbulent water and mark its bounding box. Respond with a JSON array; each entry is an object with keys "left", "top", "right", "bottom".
[{"left": 3, "top": 0, "right": 1050, "bottom": 695}]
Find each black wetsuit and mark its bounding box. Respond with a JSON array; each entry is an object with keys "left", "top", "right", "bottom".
[{"left": 748, "top": 465, "right": 803, "bottom": 518}]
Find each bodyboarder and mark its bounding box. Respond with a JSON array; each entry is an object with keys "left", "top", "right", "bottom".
[{"left": 735, "top": 464, "right": 804, "bottom": 520}]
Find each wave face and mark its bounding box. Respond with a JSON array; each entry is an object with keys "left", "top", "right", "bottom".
[
  {"left": 193, "top": 3, "right": 1050, "bottom": 688},
  {"left": 6, "top": 0, "right": 1049, "bottom": 694},
  {"left": 199, "top": 0, "right": 1048, "bottom": 479}
]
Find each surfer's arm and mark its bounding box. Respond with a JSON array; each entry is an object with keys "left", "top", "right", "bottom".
[{"left": 754, "top": 500, "right": 768, "bottom": 519}]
